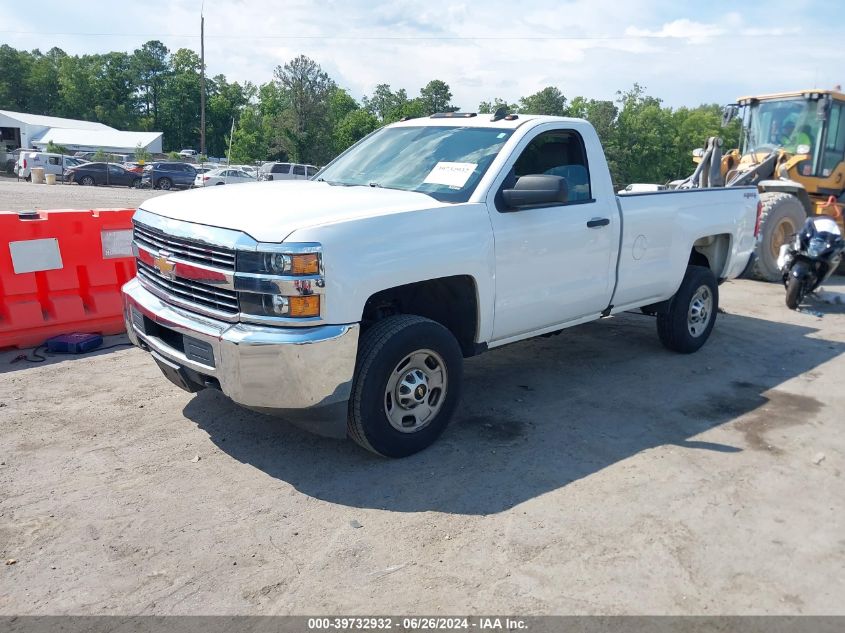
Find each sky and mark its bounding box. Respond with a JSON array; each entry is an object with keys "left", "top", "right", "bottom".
[{"left": 1, "top": 0, "right": 843, "bottom": 110}]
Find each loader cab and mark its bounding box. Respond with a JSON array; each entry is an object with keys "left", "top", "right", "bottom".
[{"left": 733, "top": 91, "right": 845, "bottom": 189}]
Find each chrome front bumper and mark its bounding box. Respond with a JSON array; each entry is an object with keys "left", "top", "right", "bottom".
[{"left": 122, "top": 278, "right": 359, "bottom": 411}]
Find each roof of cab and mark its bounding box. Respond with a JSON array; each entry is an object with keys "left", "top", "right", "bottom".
[{"left": 387, "top": 113, "right": 585, "bottom": 129}]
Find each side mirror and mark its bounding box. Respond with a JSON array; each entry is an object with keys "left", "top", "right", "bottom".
[{"left": 502, "top": 175, "right": 568, "bottom": 210}]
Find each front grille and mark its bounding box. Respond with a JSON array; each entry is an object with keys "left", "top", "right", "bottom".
[
  {"left": 137, "top": 260, "right": 239, "bottom": 316},
  {"left": 133, "top": 221, "right": 236, "bottom": 270}
]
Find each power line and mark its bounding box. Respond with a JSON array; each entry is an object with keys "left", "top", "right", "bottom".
[{"left": 0, "top": 30, "right": 799, "bottom": 41}]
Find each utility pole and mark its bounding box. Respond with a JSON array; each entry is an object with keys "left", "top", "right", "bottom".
[{"left": 200, "top": 7, "right": 206, "bottom": 159}]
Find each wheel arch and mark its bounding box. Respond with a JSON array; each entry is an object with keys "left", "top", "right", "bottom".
[
  {"left": 360, "top": 275, "right": 481, "bottom": 357},
  {"left": 689, "top": 233, "right": 733, "bottom": 279}
]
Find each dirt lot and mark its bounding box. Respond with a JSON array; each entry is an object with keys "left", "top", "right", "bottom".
[
  {"left": 1, "top": 273, "right": 844, "bottom": 615},
  {"left": 0, "top": 178, "right": 167, "bottom": 211}
]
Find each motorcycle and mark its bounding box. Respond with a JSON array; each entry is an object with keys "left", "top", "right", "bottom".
[{"left": 777, "top": 215, "right": 845, "bottom": 309}]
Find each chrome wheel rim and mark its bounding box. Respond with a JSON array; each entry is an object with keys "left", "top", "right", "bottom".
[
  {"left": 159, "top": 179, "right": 171, "bottom": 190},
  {"left": 688, "top": 285, "right": 713, "bottom": 337},
  {"left": 384, "top": 349, "right": 447, "bottom": 433}
]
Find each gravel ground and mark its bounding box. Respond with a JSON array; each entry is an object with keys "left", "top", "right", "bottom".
[
  {"left": 0, "top": 178, "right": 167, "bottom": 211},
  {"left": 1, "top": 277, "right": 844, "bottom": 615}
]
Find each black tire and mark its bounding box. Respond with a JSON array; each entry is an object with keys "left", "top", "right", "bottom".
[
  {"left": 158, "top": 177, "right": 172, "bottom": 190},
  {"left": 657, "top": 265, "right": 719, "bottom": 354},
  {"left": 80, "top": 175, "right": 95, "bottom": 186},
  {"left": 748, "top": 192, "right": 806, "bottom": 282},
  {"left": 348, "top": 315, "right": 463, "bottom": 458},
  {"left": 785, "top": 275, "right": 804, "bottom": 309},
  {"left": 131, "top": 178, "right": 140, "bottom": 188},
  {"left": 215, "top": 182, "right": 225, "bottom": 185}
]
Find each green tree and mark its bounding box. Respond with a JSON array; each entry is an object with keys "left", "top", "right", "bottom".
[
  {"left": 334, "top": 109, "right": 379, "bottom": 154},
  {"left": 131, "top": 40, "right": 170, "bottom": 129},
  {"left": 519, "top": 87, "right": 568, "bottom": 115},
  {"left": 229, "top": 105, "right": 268, "bottom": 163},
  {"left": 159, "top": 48, "right": 202, "bottom": 151},
  {"left": 134, "top": 143, "right": 151, "bottom": 163},
  {"left": 46, "top": 141, "right": 68, "bottom": 155},
  {"left": 363, "top": 84, "right": 409, "bottom": 122},
  {"left": 271, "top": 55, "right": 336, "bottom": 164},
  {"left": 419, "top": 79, "right": 456, "bottom": 115},
  {"left": 478, "top": 98, "right": 519, "bottom": 114},
  {"left": 0, "top": 45, "right": 33, "bottom": 110}
]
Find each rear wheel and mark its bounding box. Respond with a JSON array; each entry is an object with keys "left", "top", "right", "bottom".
[
  {"left": 749, "top": 192, "right": 806, "bottom": 282},
  {"left": 158, "top": 177, "right": 172, "bottom": 190},
  {"left": 657, "top": 265, "right": 719, "bottom": 353},
  {"left": 131, "top": 178, "right": 140, "bottom": 188},
  {"left": 348, "top": 315, "right": 462, "bottom": 458}
]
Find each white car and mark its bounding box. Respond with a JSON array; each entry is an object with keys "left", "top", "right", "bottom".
[
  {"left": 124, "top": 113, "right": 759, "bottom": 457},
  {"left": 179, "top": 149, "right": 198, "bottom": 158},
  {"left": 618, "top": 183, "right": 668, "bottom": 194},
  {"left": 193, "top": 167, "right": 255, "bottom": 187}
]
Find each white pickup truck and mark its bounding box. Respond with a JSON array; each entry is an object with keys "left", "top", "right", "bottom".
[{"left": 122, "top": 113, "right": 760, "bottom": 457}]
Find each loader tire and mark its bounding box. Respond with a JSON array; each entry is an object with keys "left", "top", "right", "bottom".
[{"left": 748, "top": 192, "right": 806, "bottom": 282}]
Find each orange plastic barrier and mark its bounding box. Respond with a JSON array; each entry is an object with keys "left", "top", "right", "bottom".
[{"left": 0, "top": 209, "right": 137, "bottom": 349}]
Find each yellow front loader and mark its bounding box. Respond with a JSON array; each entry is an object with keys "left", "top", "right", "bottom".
[{"left": 681, "top": 89, "right": 845, "bottom": 281}]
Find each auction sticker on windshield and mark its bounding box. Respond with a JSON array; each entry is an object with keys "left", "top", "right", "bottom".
[{"left": 424, "top": 162, "right": 476, "bottom": 188}]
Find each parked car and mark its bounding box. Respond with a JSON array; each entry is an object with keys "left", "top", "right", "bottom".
[
  {"left": 123, "top": 113, "right": 759, "bottom": 457},
  {"left": 15, "top": 152, "right": 87, "bottom": 181},
  {"left": 179, "top": 149, "right": 198, "bottom": 158},
  {"left": 618, "top": 183, "right": 669, "bottom": 194},
  {"left": 257, "top": 162, "right": 319, "bottom": 181},
  {"left": 66, "top": 162, "right": 141, "bottom": 187},
  {"left": 141, "top": 162, "right": 197, "bottom": 190},
  {"left": 193, "top": 167, "right": 256, "bottom": 187}
]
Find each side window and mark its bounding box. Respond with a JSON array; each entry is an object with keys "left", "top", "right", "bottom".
[
  {"left": 822, "top": 103, "right": 845, "bottom": 176},
  {"left": 109, "top": 165, "right": 123, "bottom": 175},
  {"left": 305, "top": 166, "right": 317, "bottom": 177},
  {"left": 48, "top": 156, "right": 60, "bottom": 165},
  {"left": 293, "top": 164, "right": 306, "bottom": 176},
  {"left": 272, "top": 164, "right": 290, "bottom": 174},
  {"left": 510, "top": 129, "right": 592, "bottom": 204}
]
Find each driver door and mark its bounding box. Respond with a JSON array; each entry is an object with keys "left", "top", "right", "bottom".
[{"left": 486, "top": 125, "right": 619, "bottom": 341}]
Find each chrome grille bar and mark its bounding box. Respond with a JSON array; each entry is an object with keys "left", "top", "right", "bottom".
[
  {"left": 137, "top": 260, "right": 239, "bottom": 315},
  {"left": 133, "top": 221, "right": 236, "bottom": 270}
]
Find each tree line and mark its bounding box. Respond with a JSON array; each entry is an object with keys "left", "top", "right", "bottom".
[{"left": 0, "top": 42, "right": 739, "bottom": 187}]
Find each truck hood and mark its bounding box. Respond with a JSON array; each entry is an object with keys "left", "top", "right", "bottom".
[{"left": 138, "top": 180, "right": 447, "bottom": 243}]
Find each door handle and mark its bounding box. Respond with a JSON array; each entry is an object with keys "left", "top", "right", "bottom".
[{"left": 587, "top": 218, "right": 610, "bottom": 228}]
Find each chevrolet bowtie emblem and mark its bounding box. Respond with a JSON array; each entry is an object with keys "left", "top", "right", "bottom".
[{"left": 153, "top": 251, "right": 176, "bottom": 279}]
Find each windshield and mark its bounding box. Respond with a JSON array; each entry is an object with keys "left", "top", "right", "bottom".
[
  {"left": 744, "top": 98, "right": 823, "bottom": 164},
  {"left": 316, "top": 125, "right": 513, "bottom": 203}
]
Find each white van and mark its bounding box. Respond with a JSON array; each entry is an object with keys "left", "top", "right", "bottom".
[
  {"left": 15, "top": 152, "right": 87, "bottom": 181},
  {"left": 257, "top": 162, "right": 319, "bottom": 181}
]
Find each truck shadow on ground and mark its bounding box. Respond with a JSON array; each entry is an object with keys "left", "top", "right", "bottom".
[{"left": 183, "top": 310, "right": 844, "bottom": 515}]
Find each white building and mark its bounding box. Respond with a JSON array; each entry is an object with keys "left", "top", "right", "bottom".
[{"left": 0, "top": 110, "right": 163, "bottom": 155}]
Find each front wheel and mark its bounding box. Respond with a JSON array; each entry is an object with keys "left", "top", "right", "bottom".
[
  {"left": 131, "top": 178, "right": 141, "bottom": 188},
  {"left": 80, "top": 175, "right": 95, "bottom": 186},
  {"left": 348, "top": 315, "right": 463, "bottom": 458},
  {"left": 657, "top": 265, "right": 719, "bottom": 353},
  {"left": 157, "top": 177, "right": 172, "bottom": 190},
  {"left": 785, "top": 275, "right": 804, "bottom": 309}
]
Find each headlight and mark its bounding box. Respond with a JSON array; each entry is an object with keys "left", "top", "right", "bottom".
[
  {"left": 239, "top": 293, "right": 320, "bottom": 318},
  {"left": 807, "top": 236, "right": 827, "bottom": 258},
  {"left": 237, "top": 250, "right": 320, "bottom": 276}
]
